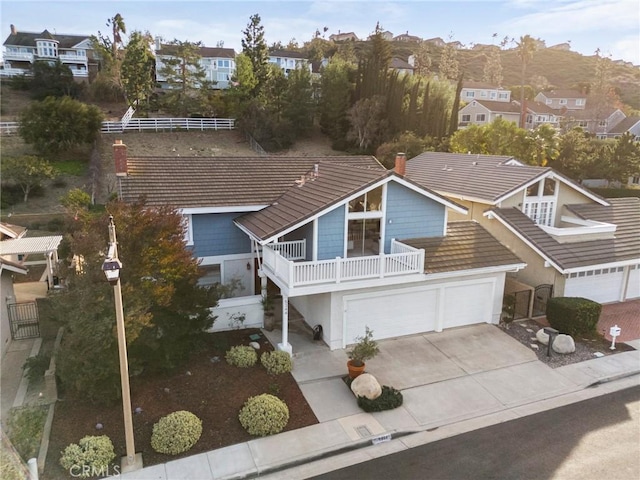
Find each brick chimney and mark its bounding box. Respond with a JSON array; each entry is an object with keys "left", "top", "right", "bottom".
[
  {"left": 113, "top": 140, "right": 128, "bottom": 176},
  {"left": 394, "top": 152, "right": 406, "bottom": 176}
]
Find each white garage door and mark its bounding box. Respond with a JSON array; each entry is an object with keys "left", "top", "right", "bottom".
[
  {"left": 344, "top": 288, "right": 438, "bottom": 345},
  {"left": 564, "top": 268, "right": 625, "bottom": 303},
  {"left": 628, "top": 266, "right": 640, "bottom": 299},
  {"left": 443, "top": 282, "right": 494, "bottom": 328}
]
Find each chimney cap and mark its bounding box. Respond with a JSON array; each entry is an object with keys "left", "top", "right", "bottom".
[{"left": 113, "top": 139, "right": 124, "bottom": 145}]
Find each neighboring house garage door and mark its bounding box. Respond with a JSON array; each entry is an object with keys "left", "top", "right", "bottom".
[
  {"left": 629, "top": 266, "right": 640, "bottom": 299},
  {"left": 343, "top": 280, "right": 495, "bottom": 346},
  {"left": 564, "top": 267, "right": 633, "bottom": 303}
]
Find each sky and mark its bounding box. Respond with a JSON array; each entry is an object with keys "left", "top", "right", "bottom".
[{"left": 1, "top": 0, "right": 639, "bottom": 65}]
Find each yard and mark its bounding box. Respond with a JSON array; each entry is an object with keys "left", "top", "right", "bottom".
[{"left": 43, "top": 329, "right": 318, "bottom": 479}]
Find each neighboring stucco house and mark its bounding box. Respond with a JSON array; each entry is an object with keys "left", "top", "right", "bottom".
[
  {"left": 461, "top": 82, "right": 511, "bottom": 103},
  {"left": 534, "top": 90, "right": 587, "bottom": 111},
  {"left": 604, "top": 116, "right": 640, "bottom": 141},
  {"left": 2, "top": 24, "right": 95, "bottom": 79},
  {"left": 268, "top": 50, "right": 312, "bottom": 76},
  {"left": 393, "top": 32, "right": 421, "bottom": 43},
  {"left": 458, "top": 100, "right": 521, "bottom": 127},
  {"left": 562, "top": 107, "right": 626, "bottom": 137},
  {"left": 0, "top": 258, "right": 28, "bottom": 358},
  {"left": 155, "top": 39, "right": 236, "bottom": 89},
  {"left": 114, "top": 142, "right": 525, "bottom": 352},
  {"left": 329, "top": 31, "right": 358, "bottom": 42},
  {"left": 389, "top": 57, "right": 414, "bottom": 75},
  {"left": 405, "top": 152, "right": 640, "bottom": 306},
  {"left": 525, "top": 102, "right": 561, "bottom": 130}
]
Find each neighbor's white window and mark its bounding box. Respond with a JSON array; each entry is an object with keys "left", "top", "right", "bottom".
[
  {"left": 465, "top": 91, "right": 475, "bottom": 98},
  {"left": 183, "top": 214, "right": 193, "bottom": 246},
  {"left": 559, "top": 99, "right": 567, "bottom": 105},
  {"left": 461, "top": 114, "right": 471, "bottom": 122},
  {"left": 576, "top": 99, "right": 585, "bottom": 106},
  {"left": 476, "top": 113, "right": 486, "bottom": 122}
]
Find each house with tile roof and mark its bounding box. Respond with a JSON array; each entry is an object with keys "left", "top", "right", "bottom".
[
  {"left": 602, "top": 116, "right": 640, "bottom": 141},
  {"left": 461, "top": 82, "right": 511, "bottom": 103},
  {"left": 268, "top": 50, "right": 312, "bottom": 76},
  {"left": 389, "top": 57, "right": 414, "bottom": 75},
  {"left": 458, "top": 99, "right": 521, "bottom": 127},
  {"left": 405, "top": 152, "right": 640, "bottom": 308},
  {"left": 2, "top": 24, "right": 95, "bottom": 79},
  {"left": 114, "top": 142, "right": 525, "bottom": 352},
  {"left": 534, "top": 89, "right": 587, "bottom": 111},
  {"left": 561, "top": 107, "right": 627, "bottom": 137},
  {"left": 524, "top": 102, "right": 561, "bottom": 130}
]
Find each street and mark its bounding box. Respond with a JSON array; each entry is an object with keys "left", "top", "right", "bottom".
[{"left": 313, "top": 384, "right": 640, "bottom": 480}]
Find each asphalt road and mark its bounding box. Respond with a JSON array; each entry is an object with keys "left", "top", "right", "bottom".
[{"left": 312, "top": 384, "right": 640, "bottom": 480}]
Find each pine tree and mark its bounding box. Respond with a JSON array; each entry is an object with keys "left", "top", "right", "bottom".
[
  {"left": 482, "top": 48, "right": 503, "bottom": 86},
  {"left": 121, "top": 31, "right": 155, "bottom": 108},
  {"left": 241, "top": 14, "right": 269, "bottom": 94}
]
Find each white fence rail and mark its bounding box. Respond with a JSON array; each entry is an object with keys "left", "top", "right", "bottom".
[{"left": 270, "top": 240, "right": 306, "bottom": 260}]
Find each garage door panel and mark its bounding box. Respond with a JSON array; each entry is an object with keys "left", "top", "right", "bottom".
[
  {"left": 565, "top": 270, "right": 624, "bottom": 303},
  {"left": 628, "top": 267, "right": 639, "bottom": 299},
  {"left": 444, "top": 282, "right": 493, "bottom": 328}
]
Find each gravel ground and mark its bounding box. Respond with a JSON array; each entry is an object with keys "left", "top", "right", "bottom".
[{"left": 500, "top": 319, "right": 634, "bottom": 368}]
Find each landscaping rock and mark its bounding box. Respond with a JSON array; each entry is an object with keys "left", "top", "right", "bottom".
[
  {"left": 536, "top": 329, "right": 549, "bottom": 345},
  {"left": 553, "top": 334, "right": 576, "bottom": 354},
  {"left": 350, "top": 373, "right": 382, "bottom": 400},
  {"left": 249, "top": 342, "right": 260, "bottom": 350}
]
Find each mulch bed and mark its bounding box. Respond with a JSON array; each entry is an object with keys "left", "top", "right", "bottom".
[
  {"left": 43, "top": 329, "right": 318, "bottom": 479},
  {"left": 501, "top": 319, "right": 635, "bottom": 368}
]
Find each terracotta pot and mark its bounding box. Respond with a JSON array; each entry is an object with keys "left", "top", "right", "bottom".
[
  {"left": 347, "top": 360, "right": 366, "bottom": 379},
  {"left": 264, "top": 313, "right": 275, "bottom": 331}
]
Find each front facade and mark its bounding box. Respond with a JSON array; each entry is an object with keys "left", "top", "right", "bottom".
[
  {"left": 603, "top": 116, "right": 640, "bottom": 141},
  {"left": 268, "top": 50, "right": 311, "bottom": 76},
  {"left": 389, "top": 57, "right": 414, "bottom": 75},
  {"left": 525, "top": 102, "right": 561, "bottom": 130},
  {"left": 406, "top": 152, "right": 640, "bottom": 305},
  {"left": 534, "top": 90, "right": 587, "bottom": 111},
  {"left": 155, "top": 40, "right": 236, "bottom": 89},
  {"left": 562, "top": 107, "right": 626, "bottom": 137},
  {"left": 458, "top": 100, "right": 521, "bottom": 127},
  {"left": 115, "top": 144, "right": 525, "bottom": 352},
  {"left": 461, "top": 82, "right": 511, "bottom": 103},
  {"left": 2, "top": 24, "right": 94, "bottom": 79}
]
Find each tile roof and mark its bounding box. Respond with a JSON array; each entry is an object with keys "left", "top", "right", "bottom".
[
  {"left": 269, "top": 50, "right": 308, "bottom": 59},
  {"left": 607, "top": 116, "right": 640, "bottom": 134},
  {"left": 526, "top": 101, "right": 558, "bottom": 115},
  {"left": 465, "top": 99, "right": 521, "bottom": 113},
  {"left": 236, "top": 163, "right": 390, "bottom": 241},
  {"left": 567, "top": 107, "right": 620, "bottom": 120},
  {"left": 405, "top": 152, "right": 548, "bottom": 203},
  {"left": 489, "top": 198, "right": 640, "bottom": 270},
  {"left": 158, "top": 45, "right": 236, "bottom": 58},
  {"left": 118, "top": 156, "right": 384, "bottom": 208},
  {"left": 3, "top": 30, "right": 90, "bottom": 48},
  {"left": 538, "top": 89, "right": 586, "bottom": 99},
  {"left": 390, "top": 57, "right": 414, "bottom": 70},
  {"left": 402, "top": 221, "right": 525, "bottom": 274}
]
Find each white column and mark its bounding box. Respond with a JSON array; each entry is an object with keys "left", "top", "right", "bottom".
[{"left": 277, "top": 294, "right": 293, "bottom": 356}]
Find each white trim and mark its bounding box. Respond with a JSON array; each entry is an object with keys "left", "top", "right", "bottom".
[
  {"left": 380, "top": 183, "right": 388, "bottom": 253},
  {"left": 184, "top": 214, "right": 193, "bottom": 246},
  {"left": 540, "top": 216, "right": 616, "bottom": 236},
  {"left": 0, "top": 262, "right": 28, "bottom": 275},
  {"left": 312, "top": 218, "right": 318, "bottom": 261},
  {"left": 423, "top": 263, "right": 526, "bottom": 281},
  {"left": 180, "top": 205, "right": 266, "bottom": 215},
  {"left": 564, "top": 261, "right": 640, "bottom": 275}
]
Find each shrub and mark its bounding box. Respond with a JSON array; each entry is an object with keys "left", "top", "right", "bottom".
[
  {"left": 225, "top": 345, "right": 257, "bottom": 368},
  {"left": 357, "top": 386, "right": 404, "bottom": 412},
  {"left": 238, "top": 394, "right": 289, "bottom": 436},
  {"left": 150, "top": 411, "right": 202, "bottom": 455},
  {"left": 59, "top": 435, "right": 115, "bottom": 478},
  {"left": 546, "top": 297, "right": 602, "bottom": 336},
  {"left": 23, "top": 353, "right": 51, "bottom": 382},
  {"left": 6, "top": 406, "right": 48, "bottom": 461},
  {"left": 260, "top": 351, "right": 292, "bottom": 375}
]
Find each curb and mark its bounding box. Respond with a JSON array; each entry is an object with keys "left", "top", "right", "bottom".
[{"left": 587, "top": 369, "right": 640, "bottom": 387}]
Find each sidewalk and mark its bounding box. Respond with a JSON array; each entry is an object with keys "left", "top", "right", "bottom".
[
  {"left": 0, "top": 338, "right": 40, "bottom": 422},
  {"left": 120, "top": 328, "right": 640, "bottom": 480}
]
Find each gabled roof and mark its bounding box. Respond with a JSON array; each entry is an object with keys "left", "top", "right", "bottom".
[
  {"left": 526, "top": 101, "right": 558, "bottom": 115},
  {"left": 461, "top": 99, "right": 521, "bottom": 114},
  {"left": 0, "top": 258, "right": 28, "bottom": 275},
  {"left": 488, "top": 198, "right": 640, "bottom": 271},
  {"left": 390, "top": 57, "right": 414, "bottom": 70},
  {"left": 157, "top": 45, "right": 236, "bottom": 58},
  {"left": 403, "top": 221, "right": 525, "bottom": 274},
  {"left": 269, "top": 50, "right": 307, "bottom": 59},
  {"left": 3, "top": 30, "right": 91, "bottom": 49},
  {"left": 567, "top": 107, "right": 621, "bottom": 120},
  {"left": 0, "top": 222, "right": 27, "bottom": 239},
  {"left": 118, "top": 156, "right": 383, "bottom": 209},
  {"left": 462, "top": 81, "right": 503, "bottom": 90},
  {"left": 607, "top": 116, "right": 640, "bottom": 134},
  {"left": 537, "top": 89, "right": 586, "bottom": 99},
  {"left": 405, "top": 152, "right": 607, "bottom": 206}
]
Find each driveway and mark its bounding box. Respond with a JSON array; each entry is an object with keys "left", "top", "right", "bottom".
[{"left": 597, "top": 299, "right": 640, "bottom": 343}]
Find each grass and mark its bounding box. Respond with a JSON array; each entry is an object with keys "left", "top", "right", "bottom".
[{"left": 52, "top": 159, "right": 87, "bottom": 176}]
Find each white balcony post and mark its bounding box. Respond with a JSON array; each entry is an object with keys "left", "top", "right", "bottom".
[
  {"left": 335, "top": 257, "right": 341, "bottom": 283},
  {"left": 277, "top": 295, "right": 293, "bottom": 356},
  {"left": 379, "top": 253, "right": 385, "bottom": 278}
]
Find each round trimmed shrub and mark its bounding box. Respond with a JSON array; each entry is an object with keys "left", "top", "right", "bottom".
[
  {"left": 260, "top": 351, "right": 293, "bottom": 375},
  {"left": 151, "top": 411, "right": 202, "bottom": 455},
  {"left": 357, "top": 386, "right": 404, "bottom": 412},
  {"left": 238, "top": 394, "right": 289, "bottom": 436},
  {"left": 59, "top": 435, "right": 115, "bottom": 478},
  {"left": 226, "top": 345, "right": 258, "bottom": 368}
]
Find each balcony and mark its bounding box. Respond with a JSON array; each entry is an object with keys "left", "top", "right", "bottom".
[
  {"left": 3, "top": 52, "right": 34, "bottom": 62},
  {"left": 262, "top": 239, "right": 425, "bottom": 294},
  {"left": 59, "top": 53, "right": 87, "bottom": 64}
]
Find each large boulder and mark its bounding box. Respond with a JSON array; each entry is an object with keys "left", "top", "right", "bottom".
[
  {"left": 536, "top": 329, "right": 549, "bottom": 345},
  {"left": 552, "top": 334, "right": 576, "bottom": 354},
  {"left": 350, "top": 373, "right": 382, "bottom": 400}
]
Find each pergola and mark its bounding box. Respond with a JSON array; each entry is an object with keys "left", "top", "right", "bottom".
[{"left": 0, "top": 236, "right": 63, "bottom": 288}]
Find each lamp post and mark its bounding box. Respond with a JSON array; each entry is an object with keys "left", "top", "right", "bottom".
[{"left": 102, "top": 216, "right": 139, "bottom": 471}]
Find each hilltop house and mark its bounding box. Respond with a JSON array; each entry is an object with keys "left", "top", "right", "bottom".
[
  {"left": 405, "top": 152, "right": 640, "bottom": 308},
  {"left": 461, "top": 82, "right": 511, "bottom": 103},
  {"left": 393, "top": 32, "right": 421, "bottom": 43},
  {"left": 329, "top": 31, "right": 358, "bottom": 42},
  {"left": 154, "top": 38, "right": 236, "bottom": 89},
  {"left": 268, "top": 50, "right": 312, "bottom": 76},
  {"left": 389, "top": 57, "right": 414, "bottom": 75},
  {"left": 458, "top": 100, "right": 521, "bottom": 127},
  {"left": 114, "top": 142, "right": 525, "bottom": 352},
  {"left": 1, "top": 24, "right": 95, "bottom": 79}
]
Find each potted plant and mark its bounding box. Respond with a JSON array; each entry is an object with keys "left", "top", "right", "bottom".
[{"left": 346, "top": 327, "right": 379, "bottom": 379}]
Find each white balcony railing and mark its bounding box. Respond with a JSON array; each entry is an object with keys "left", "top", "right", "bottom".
[
  {"left": 262, "top": 239, "right": 424, "bottom": 290},
  {"left": 3, "top": 52, "right": 34, "bottom": 61},
  {"left": 59, "top": 54, "right": 87, "bottom": 63},
  {"left": 270, "top": 239, "right": 306, "bottom": 260}
]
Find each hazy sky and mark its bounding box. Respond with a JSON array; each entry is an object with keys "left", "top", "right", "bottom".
[{"left": 1, "top": 0, "right": 639, "bottom": 64}]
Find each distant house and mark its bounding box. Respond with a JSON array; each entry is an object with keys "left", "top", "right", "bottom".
[
  {"left": 389, "top": 57, "right": 414, "bottom": 75},
  {"left": 548, "top": 43, "right": 571, "bottom": 51},
  {"left": 562, "top": 107, "right": 626, "bottom": 137},
  {"left": 393, "top": 31, "right": 421, "bottom": 43},
  {"left": 329, "top": 31, "right": 358, "bottom": 42},
  {"left": 447, "top": 41, "right": 464, "bottom": 50},
  {"left": 534, "top": 90, "right": 587, "bottom": 111},
  {"left": 525, "top": 102, "right": 561, "bottom": 130},
  {"left": 424, "top": 37, "right": 446, "bottom": 48},
  {"left": 461, "top": 82, "right": 511, "bottom": 103},
  {"left": 268, "top": 50, "right": 311, "bottom": 76},
  {"left": 1, "top": 23, "right": 95, "bottom": 79},
  {"left": 605, "top": 116, "right": 640, "bottom": 140},
  {"left": 458, "top": 100, "right": 521, "bottom": 127},
  {"left": 155, "top": 38, "right": 236, "bottom": 90}
]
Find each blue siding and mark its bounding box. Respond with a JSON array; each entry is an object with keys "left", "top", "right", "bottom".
[
  {"left": 317, "top": 206, "right": 345, "bottom": 260},
  {"left": 384, "top": 182, "right": 445, "bottom": 251},
  {"left": 192, "top": 213, "right": 251, "bottom": 257}
]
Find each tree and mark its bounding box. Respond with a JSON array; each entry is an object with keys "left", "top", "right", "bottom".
[
  {"left": 551, "top": 128, "right": 602, "bottom": 181},
  {"left": 516, "top": 35, "right": 537, "bottom": 127},
  {"left": 449, "top": 117, "right": 528, "bottom": 157},
  {"left": 226, "top": 53, "right": 258, "bottom": 117},
  {"left": 319, "top": 57, "right": 353, "bottom": 145},
  {"left": 54, "top": 201, "right": 222, "bottom": 402},
  {"left": 413, "top": 41, "right": 433, "bottom": 77},
  {"left": 241, "top": 14, "right": 269, "bottom": 94},
  {"left": 157, "top": 39, "right": 212, "bottom": 116},
  {"left": 482, "top": 48, "right": 503, "bottom": 86},
  {"left": 121, "top": 31, "right": 155, "bottom": 108},
  {"left": 589, "top": 49, "right": 621, "bottom": 125},
  {"left": 438, "top": 36, "right": 459, "bottom": 81},
  {"left": 19, "top": 97, "right": 103, "bottom": 154},
  {"left": 282, "top": 66, "right": 315, "bottom": 137},
  {"left": 1, "top": 156, "right": 56, "bottom": 202},
  {"left": 347, "top": 95, "right": 388, "bottom": 151},
  {"left": 605, "top": 133, "right": 640, "bottom": 183},
  {"left": 375, "top": 131, "right": 434, "bottom": 169},
  {"left": 91, "top": 13, "right": 127, "bottom": 98},
  {"left": 30, "top": 60, "right": 81, "bottom": 100}
]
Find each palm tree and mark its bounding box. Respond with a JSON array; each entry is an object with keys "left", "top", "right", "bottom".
[{"left": 516, "top": 35, "right": 537, "bottom": 127}]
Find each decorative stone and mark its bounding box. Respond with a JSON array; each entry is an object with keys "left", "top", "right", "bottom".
[
  {"left": 552, "top": 334, "right": 576, "bottom": 354},
  {"left": 350, "top": 373, "right": 382, "bottom": 400},
  {"left": 210, "top": 356, "right": 220, "bottom": 363},
  {"left": 593, "top": 352, "right": 605, "bottom": 358},
  {"left": 134, "top": 407, "right": 143, "bottom": 414},
  {"left": 186, "top": 371, "right": 192, "bottom": 376},
  {"left": 526, "top": 328, "right": 534, "bottom": 333},
  {"left": 536, "top": 329, "right": 549, "bottom": 345},
  {"left": 530, "top": 344, "right": 539, "bottom": 350},
  {"left": 96, "top": 423, "right": 103, "bottom": 430},
  {"left": 249, "top": 342, "right": 260, "bottom": 350}
]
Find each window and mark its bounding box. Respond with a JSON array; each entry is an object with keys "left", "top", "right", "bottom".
[
  {"left": 217, "top": 59, "right": 230, "bottom": 68},
  {"left": 37, "top": 41, "right": 57, "bottom": 57},
  {"left": 217, "top": 73, "right": 229, "bottom": 81},
  {"left": 348, "top": 186, "right": 382, "bottom": 212},
  {"left": 546, "top": 99, "right": 552, "bottom": 105},
  {"left": 461, "top": 114, "right": 471, "bottom": 122},
  {"left": 537, "top": 115, "right": 544, "bottom": 122},
  {"left": 578, "top": 121, "right": 588, "bottom": 128},
  {"left": 465, "top": 91, "right": 475, "bottom": 98},
  {"left": 559, "top": 99, "right": 567, "bottom": 105},
  {"left": 498, "top": 92, "right": 508, "bottom": 100},
  {"left": 490, "top": 92, "right": 497, "bottom": 99},
  {"left": 598, "top": 120, "right": 607, "bottom": 127},
  {"left": 542, "top": 178, "right": 556, "bottom": 196},
  {"left": 576, "top": 99, "right": 585, "bottom": 106},
  {"left": 476, "top": 113, "right": 486, "bottom": 122},
  {"left": 198, "top": 264, "right": 221, "bottom": 287}
]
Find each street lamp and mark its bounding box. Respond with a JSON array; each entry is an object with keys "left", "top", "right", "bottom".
[{"left": 102, "top": 216, "right": 141, "bottom": 472}]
